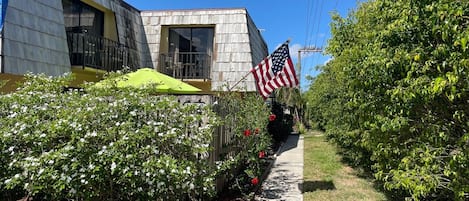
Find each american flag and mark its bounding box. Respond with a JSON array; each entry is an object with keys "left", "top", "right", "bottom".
[{"left": 251, "top": 43, "right": 299, "bottom": 99}]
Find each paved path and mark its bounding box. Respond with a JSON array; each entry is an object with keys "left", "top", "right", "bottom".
[{"left": 255, "top": 134, "right": 304, "bottom": 201}]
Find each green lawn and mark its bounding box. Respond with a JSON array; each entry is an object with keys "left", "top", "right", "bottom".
[{"left": 303, "top": 131, "right": 387, "bottom": 201}]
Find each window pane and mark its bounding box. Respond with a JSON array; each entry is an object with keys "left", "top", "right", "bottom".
[
  {"left": 192, "top": 28, "right": 213, "bottom": 54},
  {"left": 169, "top": 28, "right": 191, "bottom": 53},
  {"left": 62, "top": 0, "right": 104, "bottom": 36},
  {"left": 168, "top": 27, "right": 213, "bottom": 53},
  {"left": 62, "top": 0, "right": 80, "bottom": 32}
]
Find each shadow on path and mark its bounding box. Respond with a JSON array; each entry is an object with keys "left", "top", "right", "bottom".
[
  {"left": 277, "top": 134, "right": 299, "bottom": 156},
  {"left": 258, "top": 169, "right": 300, "bottom": 199}
]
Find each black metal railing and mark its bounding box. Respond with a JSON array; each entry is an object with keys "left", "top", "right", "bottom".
[
  {"left": 159, "top": 52, "right": 211, "bottom": 80},
  {"left": 66, "top": 32, "right": 138, "bottom": 72}
]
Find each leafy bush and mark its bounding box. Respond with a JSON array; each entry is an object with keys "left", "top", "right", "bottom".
[
  {"left": 267, "top": 101, "right": 293, "bottom": 142},
  {"left": 213, "top": 92, "right": 272, "bottom": 198},
  {"left": 306, "top": 0, "right": 469, "bottom": 200},
  {"left": 0, "top": 73, "right": 219, "bottom": 200},
  {"left": 0, "top": 72, "right": 274, "bottom": 200}
]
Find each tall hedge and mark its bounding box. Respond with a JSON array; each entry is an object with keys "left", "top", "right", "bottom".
[
  {"left": 0, "top": 73, "right": 274, "bottom": 200},
  {"left": 0, "top": 74, "right": 219, "bottom": 200},
  {"left": 306, "top": 0, "right": 468, "bottom": 200}
]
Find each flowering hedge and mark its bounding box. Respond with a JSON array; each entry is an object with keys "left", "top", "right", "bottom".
[
  {"left": 0, "top": 73, "right": 274, "bottom": 200},
  {"left": 0, "top": 73, "right": 219, "bottom": 200},
  {"left": 213, "top": 92, "right": 272, "bottom": 197}
]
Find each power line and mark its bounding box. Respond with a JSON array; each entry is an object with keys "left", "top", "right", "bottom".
[
  {"left": 304, "top": 0, "right": 313, "bottom": 47},
  {"left": 308, "top": 0, "right": 325, "bottom": 73}
]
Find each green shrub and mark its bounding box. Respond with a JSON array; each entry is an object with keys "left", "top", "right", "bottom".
[
  {"left": 0, "top": 73, "right": 218, "bottom": 200},
  {"left": 0, "top": 73, "right": 274, "bottom": 200},
  {"left": 213, "top": 92, "right": 272, "bottom": 198},
  {"left": 306, "top": 0, "right": 469, "bottom": 200}
]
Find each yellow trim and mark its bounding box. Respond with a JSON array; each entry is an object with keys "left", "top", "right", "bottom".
[{"left": 185, "top": 80, "right": 212, "bottom": 93}]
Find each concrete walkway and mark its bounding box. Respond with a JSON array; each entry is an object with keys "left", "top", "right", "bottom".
[{"left": 255, "top": 134, "right": 304, "bottom": 201}]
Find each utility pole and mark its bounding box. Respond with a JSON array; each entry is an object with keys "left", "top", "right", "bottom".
[
  {"left": 297, "top": 46, "right": 322, "bottom": 91},
  {"left": 296, "top": 46, "right": 322, "bottom": 126}
]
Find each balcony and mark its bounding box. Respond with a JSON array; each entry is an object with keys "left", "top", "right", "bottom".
[
  {"left": 158, "top": 52, "right": 211, "bottom": 80},
  {"left": 66, "top": 32, "right": 138, "bottom": 72}
]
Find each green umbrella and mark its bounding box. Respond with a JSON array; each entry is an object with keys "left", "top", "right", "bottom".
[{"left": 93, "top": 68, "right": 201, "bottom": 94}]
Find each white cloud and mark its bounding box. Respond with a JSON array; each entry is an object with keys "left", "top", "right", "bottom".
[
  {"left": 285, "top": 43, "right": 318, "bottom": 60},
  {"left": 289, "top": 43, "right": 302, "bottom": 59}
]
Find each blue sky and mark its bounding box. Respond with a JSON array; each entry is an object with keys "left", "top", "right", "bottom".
[{"left": 125, "top": 0, "right": 360, "bottom": 90}]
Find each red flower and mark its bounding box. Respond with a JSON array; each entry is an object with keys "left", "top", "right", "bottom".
[
  {"left": 269, "top": 114, "right": 276, "bottom": 122},
  {"left": 254, "top": 128, "right": 260, "bottom": 134},
  {"left": 251, "top": 177, "right": 259, "bottom": 185},
  {"left": 259, "top": 151, "right": 265, "bottom": 158},
  {"left": 244, "top": 129, "right": 251, "bottom": 137}
]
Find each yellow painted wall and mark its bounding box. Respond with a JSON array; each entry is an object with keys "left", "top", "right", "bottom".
[
  {"left": 160, "top": 26, "right": 169, "bottom": 54},
  {"left": 0, "top": 67, "right": 107, "bottom": 93}
]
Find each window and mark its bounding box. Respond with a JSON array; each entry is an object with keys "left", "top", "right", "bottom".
[
  {"left": 165, "top": 27, "right": 214, "bottom": 79},
  {"left": 62, "top": 0, "right": 104, "bottom": 36},
  {"left": 169, "top": 27, "right": 213, "bottom": 55}
]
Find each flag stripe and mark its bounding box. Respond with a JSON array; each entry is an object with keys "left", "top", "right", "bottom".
[{"left": 251, "top": 43, "right": 299, "bottom": 99}]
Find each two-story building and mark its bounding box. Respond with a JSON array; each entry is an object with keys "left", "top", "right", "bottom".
[{"left": 0, "top": 0, "right": 268, "bottom": 93}]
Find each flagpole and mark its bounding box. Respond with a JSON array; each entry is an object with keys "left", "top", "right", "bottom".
[
  {"left": 228, "top": 70, "right": 252, "bottom": 91},
  {"left": 227, "top": 39, "right": 291, "bottom": 91}
]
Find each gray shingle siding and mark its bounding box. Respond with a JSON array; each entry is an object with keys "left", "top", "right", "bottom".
[
  {"left": 141, "top": 8, "right": 268, "bottom": 92},
  {"left": 1, "top": 1, "right": 267, "bottom": 93},
  {"left": 2, "top": 0, "right": 70, "bottom": 76}
]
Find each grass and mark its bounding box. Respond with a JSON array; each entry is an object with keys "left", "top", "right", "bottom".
[{"left": 303, "top": 130, "right": 387, "bottom": 201}]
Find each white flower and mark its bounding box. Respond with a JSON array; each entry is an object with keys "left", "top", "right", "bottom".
[
  {"left": 4, "top": 179, "right": 12, "bottom": 184},
  {"left": 38, "top": 168, "right": 44, "bottom": 175},
  {"left": 157, "top": 181, "right": 164, "bottom": 188},
  {"left": 7, "top": 146, "right": 14, "bottom": 152},
  {"left": 190, "top": 183, "right": 195, "bottom": 190},
  {"left": 111, "top": 162, "right": 116, "bottom": 171}
]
